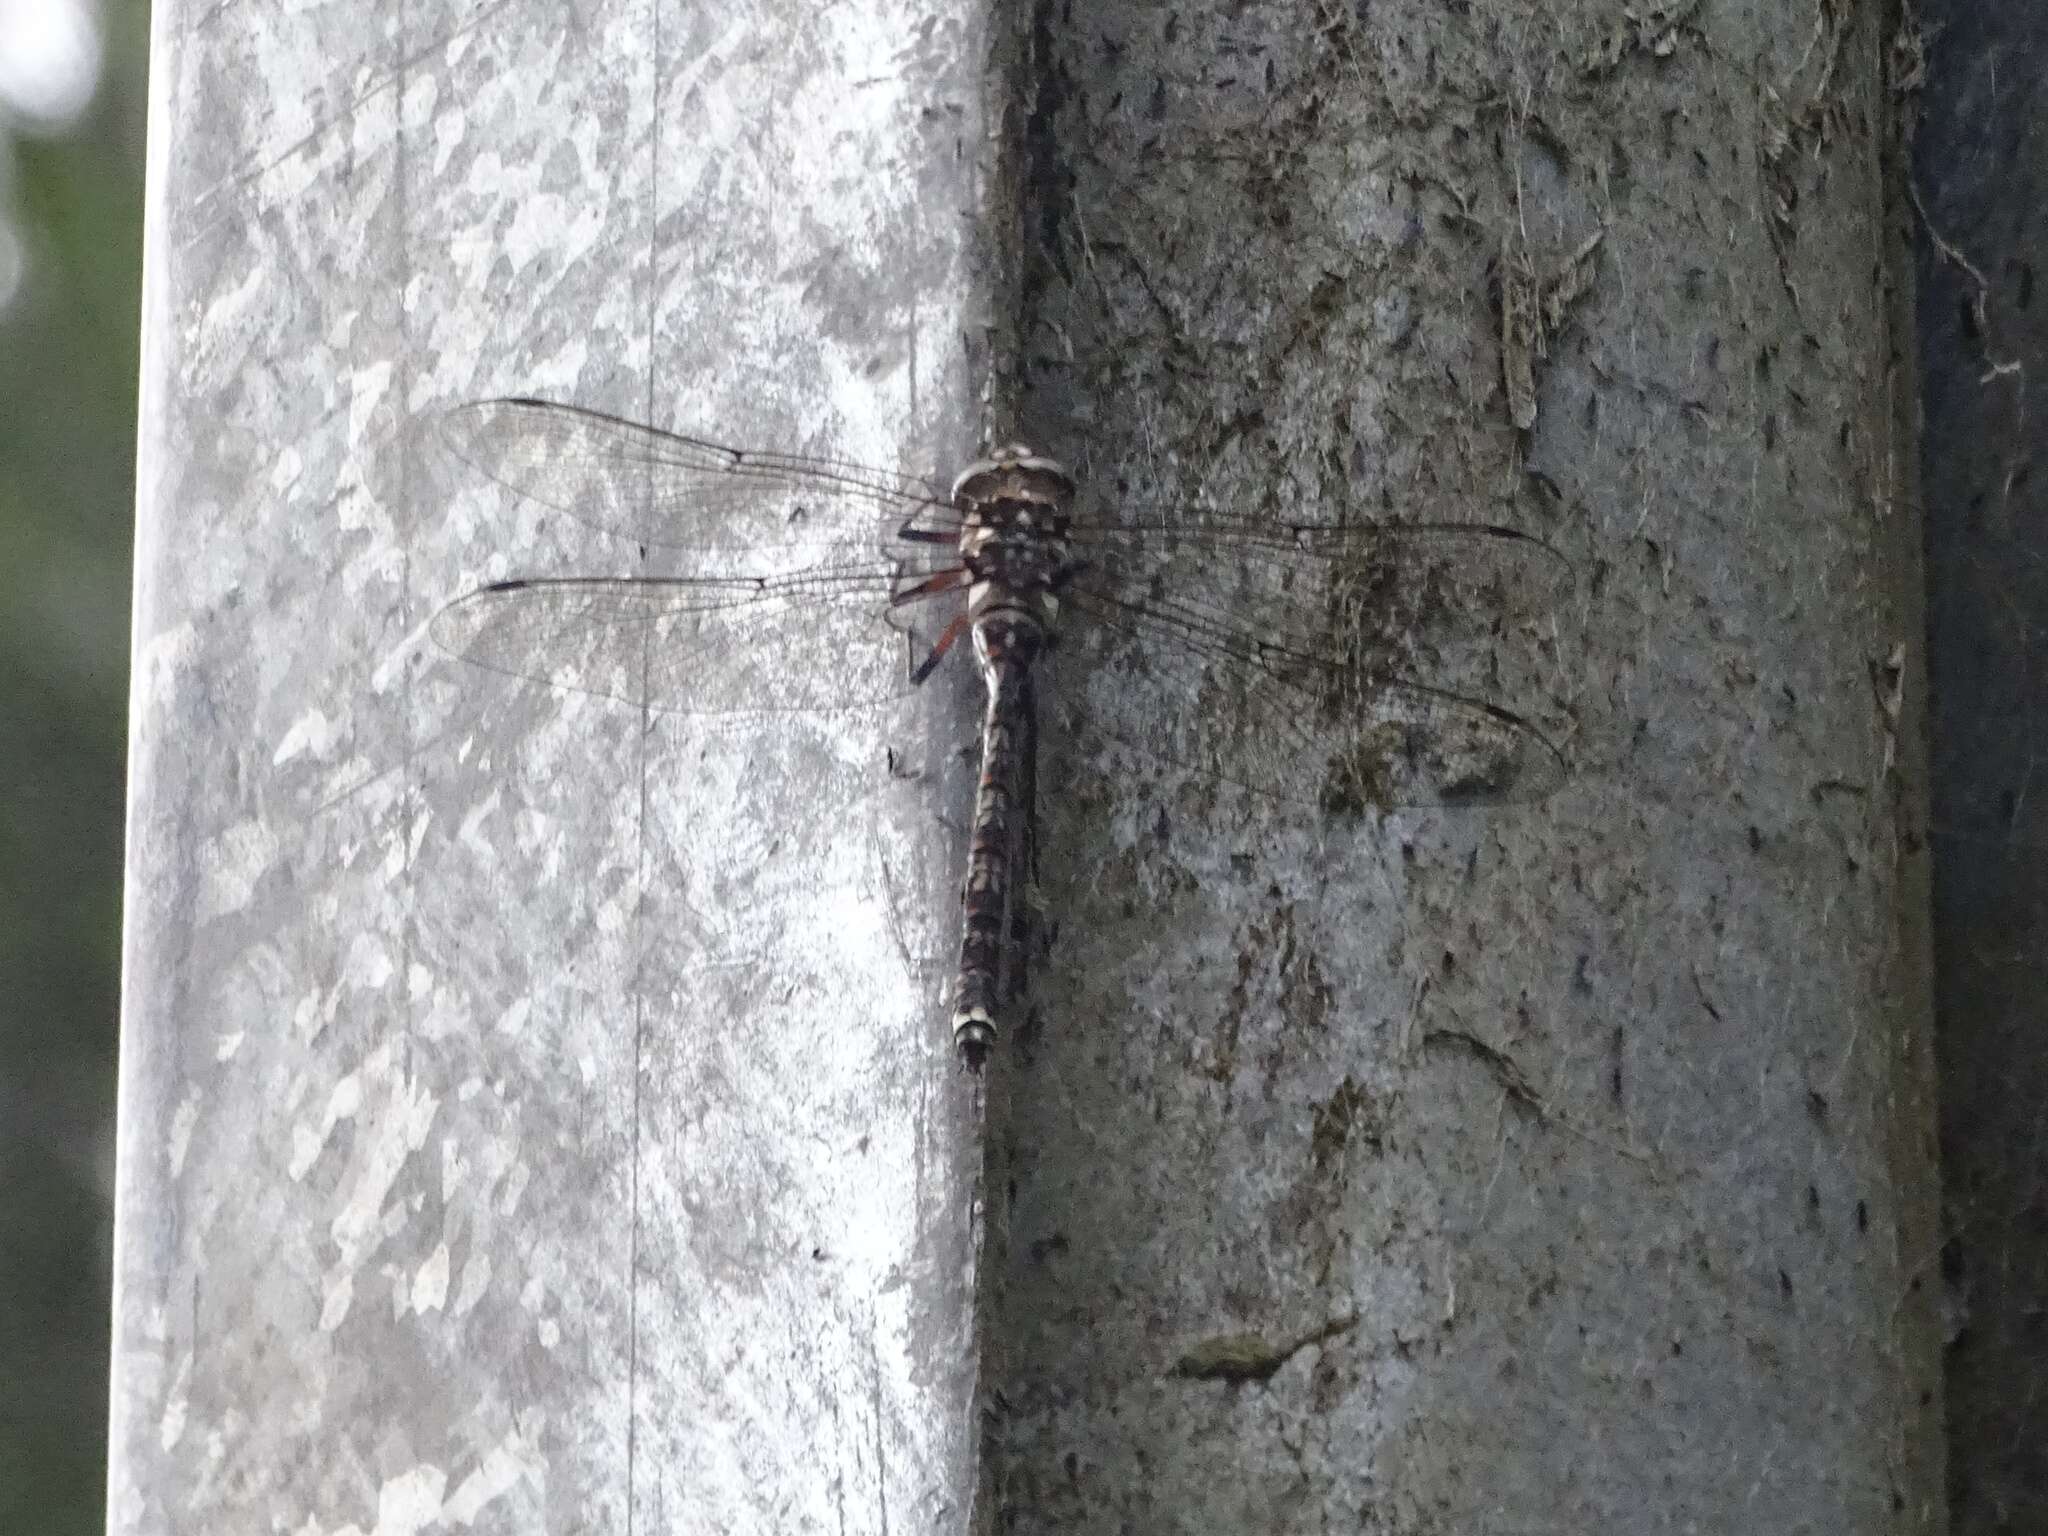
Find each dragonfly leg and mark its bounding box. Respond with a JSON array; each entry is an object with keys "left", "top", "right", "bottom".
[
  {"left": 910, "top": 609, "right": 972, "bottom": 686},
  {"left": 890, "top": 566, "right": 972, "bottom": 609}
]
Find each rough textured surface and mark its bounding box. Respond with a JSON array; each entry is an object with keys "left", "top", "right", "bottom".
[
  {"left": 984, "top": 0, "right": 1945, "bottom": 1529},
  {"left": 115, "top": 1, "right": 994, "bottom": 1530},
  {"left": 1913, "top": 4, "right": 2048, "bottom": 1530},
  {"left": 117, "top": 0, "right": 1958, "bottom": 1529}
]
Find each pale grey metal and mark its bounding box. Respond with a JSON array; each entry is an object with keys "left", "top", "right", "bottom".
[
  {"left": 114, "top": 0, "right": 997, "bottom": 1531},
  {"left": 115, "top": 0, "right": 1951, "bottom": 1529},
  {"left": 981, "top": 1, "right": 1947, "bottom": 1531}
]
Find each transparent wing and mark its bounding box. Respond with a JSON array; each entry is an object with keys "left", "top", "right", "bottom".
[
  {"left": 1067, "top": 589, "right": 1563, "bottom": 808},
  {"left": 430, "top": 562, "right": 931, "bottom": 716},
  {"left": 440, "top": 397, "right": 958, "bottom": 553},
  {"left": 1066, "top": 513, "right": 1570, "bottom": 637},
  {"left": 1062, "top": 520, "right": 1567, "bottom": 807}
]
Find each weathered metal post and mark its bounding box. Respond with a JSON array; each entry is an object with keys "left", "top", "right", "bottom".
[
  {"left": 114, "top": 0, "right": 1008, "bottom": 1527},
  {"left": 980, "top": 1, "right": 1947, "bottom": 1528},
  {"left": 115, "top": 0, "right": 1949, "bottom": 1529}
]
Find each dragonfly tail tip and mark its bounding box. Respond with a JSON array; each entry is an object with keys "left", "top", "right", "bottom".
[{"left": 953, "top": 1014, "right": 996, "bottom": 1072}]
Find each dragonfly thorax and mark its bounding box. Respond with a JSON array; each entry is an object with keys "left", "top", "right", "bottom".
[
  {"left": 950, "top": 445, "right": 1074, "bottom": 505},
  {"left": 953, "top": 447, "right": 1078, "bottom": 670}
]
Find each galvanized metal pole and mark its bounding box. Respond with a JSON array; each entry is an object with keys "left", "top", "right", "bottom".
[
  {"left": 984, "top": 1, "right": 1947, "bottom": 1529},
  {"left": 114, "top": 0, "right": 1951, "bottom": 1528},
  {"left": 113, "top": 0, "right": 1004, "bottom": 1529}
]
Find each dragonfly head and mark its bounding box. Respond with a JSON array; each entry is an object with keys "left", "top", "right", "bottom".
[{"left": 951, "top": 446, "right": 1076, "bottom": 510}]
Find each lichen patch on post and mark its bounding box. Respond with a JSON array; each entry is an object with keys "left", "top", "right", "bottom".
[
  {"left": 1498, "top": 226, "right": 1605, "bottom": 430},
  {"left": 1580, "top": 0, "right": 1705, "bottom": 79}
]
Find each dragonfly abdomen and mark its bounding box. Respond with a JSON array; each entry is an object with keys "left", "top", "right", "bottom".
[{"left": 952, "top": 645, "right": 1037, "bottom": 1068}]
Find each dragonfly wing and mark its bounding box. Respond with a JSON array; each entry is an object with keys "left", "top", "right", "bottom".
[
  {"left": 1066, "top": 512, "right": 1570, "bottom": 634},
  {"left": 439, "top": 398, "right": 958, "bottom": 552},
  {"left": 1064, "top": 586, "right": 1565, "bottom": 809},
  {"left": 430, "top": 566, "right": 921, "bottom": 716}
]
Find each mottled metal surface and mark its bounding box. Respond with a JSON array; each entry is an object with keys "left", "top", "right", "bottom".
[
  {"left": 1913, "top": 4, "right": 2048, "bottom": 1530},
  {"left": 115, "top": 0, "right": 994, "bottom": 1530},
  {"left": 986, "top": 0, "right": 1945, "bottom": 1529}
]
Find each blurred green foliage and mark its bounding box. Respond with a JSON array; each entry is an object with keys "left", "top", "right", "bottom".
[{"left": 0, "top": 3, "right": 149, "bottom": 1532}]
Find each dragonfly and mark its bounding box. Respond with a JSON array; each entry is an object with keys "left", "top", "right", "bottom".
[{"left": 431, "top": 398, "right": 1567, "bottom": 1069}]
